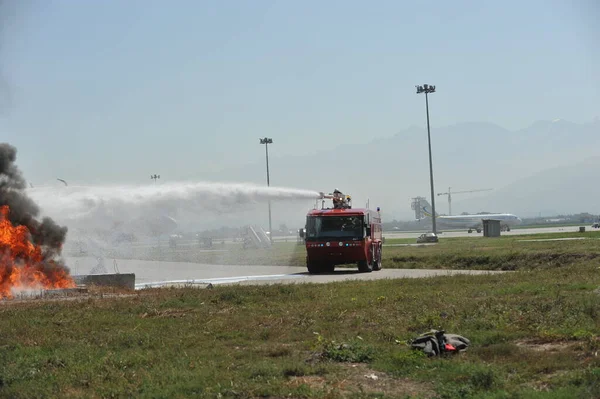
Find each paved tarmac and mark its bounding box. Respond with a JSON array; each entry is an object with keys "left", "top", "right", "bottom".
[
  {"left": 63, "top": 225, "right": 594, "bottom": 288},
  {"left": 65, "top": 256, "right": 500, "bottom": 289}
]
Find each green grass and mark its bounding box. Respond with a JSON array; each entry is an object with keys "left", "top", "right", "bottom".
[
  {"left": 3, "top": 232, "right": 600, "bottom": 397},
  {"left": 1, "top": 261, "right": 599, "bottom": 398},
  {"left": 384, "top": 232, "right": 600, "bottom": 271}
]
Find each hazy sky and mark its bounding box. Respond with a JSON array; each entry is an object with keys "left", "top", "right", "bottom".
[{"left": 1, "top": 0, "right": 598, "bottom": 186}]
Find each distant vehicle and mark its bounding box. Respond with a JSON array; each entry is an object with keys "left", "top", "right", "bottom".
[
  {"left": 417, "top": 232, "right": 439, "bottom": 243},
  {"left": 300, "top": 190, "right": 383, "bottom": 274},
  {"left": 593, "top": 223, "right": 600, "bottom": 229},
  {"left": 418, "top": 199, "right": 521, "bottom": 233},
  {"left": 169, "top": 234, "right": 183, "bottom": 248}
]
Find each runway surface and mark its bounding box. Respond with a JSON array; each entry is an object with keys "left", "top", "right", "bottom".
[
  {"left": 65, "top": 256, "right": 500, "bottom": 289},
  {"left": 62, "top": 225, "right": 593, "bottom": 288}
]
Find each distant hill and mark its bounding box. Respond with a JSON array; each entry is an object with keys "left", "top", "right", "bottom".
[
  {"left": 453, "top": 156, "right": 600, "bottom": 217},
  {"left": 212, "top": 119, "right": 600, "bottom": 222}
]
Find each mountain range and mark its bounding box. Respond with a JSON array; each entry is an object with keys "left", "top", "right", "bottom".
[{"left": 454, "top": 155, "right": 600, "bottom": 217}]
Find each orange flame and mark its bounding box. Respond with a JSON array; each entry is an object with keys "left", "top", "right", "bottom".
[{"left": 0, "top": 205, "right": 74, "bottom": 299}]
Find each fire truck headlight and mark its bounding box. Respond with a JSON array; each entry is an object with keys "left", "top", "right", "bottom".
[
  {"left": 339, "top": 242, "right": 343, "bottom": 247},
  {"left": 326, "top": 242, "right": 330, "bottom": 247}
]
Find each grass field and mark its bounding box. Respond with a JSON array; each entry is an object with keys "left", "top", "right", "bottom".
[{"left": 2, "top": 231, "right": 600, "bottom": 398}]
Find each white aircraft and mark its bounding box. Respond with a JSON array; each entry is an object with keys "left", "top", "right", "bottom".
[{"left": 419, "top": 199, "right": 521, "bottom": 233}]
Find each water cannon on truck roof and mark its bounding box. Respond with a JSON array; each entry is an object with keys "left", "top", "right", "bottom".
[{"left": 317, "top": 189, "right": 352, "bottom": 210}]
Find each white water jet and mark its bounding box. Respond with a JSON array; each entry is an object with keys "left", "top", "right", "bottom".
[{"left": 27, "top": 181, "right": 320, "bottom": 233}]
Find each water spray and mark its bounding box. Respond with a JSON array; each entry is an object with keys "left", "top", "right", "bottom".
[
  {"left": 28, "top": 182, "right": 321, "bottom": 223},
  {"left": 25, "top": 181, "right": 323, "bottom": 272}
]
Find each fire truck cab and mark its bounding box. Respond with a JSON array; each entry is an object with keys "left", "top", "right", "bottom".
[{"left": 301, "top": 191, "right": 383, "bottom": 274}]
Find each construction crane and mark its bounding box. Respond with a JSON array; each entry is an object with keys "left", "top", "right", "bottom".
[{"left": 437, "top": 187, "right": 493, "bottom": 216}]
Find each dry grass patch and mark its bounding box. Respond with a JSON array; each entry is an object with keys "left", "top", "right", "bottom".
[
  {"left": 287, "top": 363, "right": 436, "bottom": 398},
  {"left": 515, "top": 339, "right": 580, "bottom": 353}
]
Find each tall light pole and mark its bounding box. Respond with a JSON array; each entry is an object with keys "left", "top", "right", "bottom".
[
  {"left": 151, "top": 174, "right": 160, "bottom": 184},
  {"left": 259, "top": 137, "right": 273, "bottom": 243},
  {"left": 416, "top": 84, "right": 437, "bottom": 234}
]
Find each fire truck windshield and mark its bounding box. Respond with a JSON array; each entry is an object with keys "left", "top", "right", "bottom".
[{"left": 306, "top": 216, "right": 364, "bottom": 240}]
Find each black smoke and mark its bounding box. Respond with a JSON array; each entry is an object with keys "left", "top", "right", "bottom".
[{"left": 0, "top": 143, "right": 68, "bottom": 264}]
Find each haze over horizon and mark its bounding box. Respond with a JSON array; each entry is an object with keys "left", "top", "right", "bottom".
[{"left": 1, "top": 1, "right": 599, "bottom": 229}]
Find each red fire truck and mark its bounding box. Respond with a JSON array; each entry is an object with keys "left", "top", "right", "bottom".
[{"left": 300, "top": 190, "right": 383, "bottom": 274}]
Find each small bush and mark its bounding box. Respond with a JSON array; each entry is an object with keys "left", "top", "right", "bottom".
[
  {"left": 387, "top": 349, "right": 428, "bottom": 376},
  {"left": 571, "top": 367, "right": 600, "bottom": 398},
  {"left": 267, "top": 346, "right": 292, "bottom": 358},
  {"left": 318, "top": 337, "right": 375, "bottom": 363},
  {"left": 282, "top": 366, "right": 307, "bottom": 377},
  {"left": 214, "top": 290, "right": 246, "bottom": 305},
  {"left": 469, "top": 368, "right": 496, "bottom": 390}
]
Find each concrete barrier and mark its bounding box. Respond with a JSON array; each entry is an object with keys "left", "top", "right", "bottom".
[{"left": 72, "top": 274, "right": 135, "bottom": 290}]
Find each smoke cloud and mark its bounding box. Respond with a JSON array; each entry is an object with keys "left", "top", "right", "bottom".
[{"left": 0, "top": 143, "right": 68, "bottom": 263}]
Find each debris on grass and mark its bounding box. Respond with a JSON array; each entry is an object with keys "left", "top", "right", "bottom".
[{"left": 410, "top": 329, "right": 470, "bottom": 356}]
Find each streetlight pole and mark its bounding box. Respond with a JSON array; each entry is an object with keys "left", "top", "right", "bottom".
[
  {"left": 149, "top": 173, "right": 161, "bottom": 251},
  {"left": 416, "top": 84, "right": 437, "bottom": 234},
  {"left": 259, "top": 138, "right": 273, "bottom": 243}
]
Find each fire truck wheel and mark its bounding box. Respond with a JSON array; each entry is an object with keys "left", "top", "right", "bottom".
[
  {"left": 307, "top": 263, "right": 319, "bottom": 274},
  {"left": 358, "top": 259, "right": 372, "bottom": 273},
  {"left": 373, "top": 245, "right": 382, "bottom": 271},
  {"left": 307, "top": 260, "right": 325, "bottom": 274},
  {"left": 358, "top": 248, "right": 374, "bottom": 273}
]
